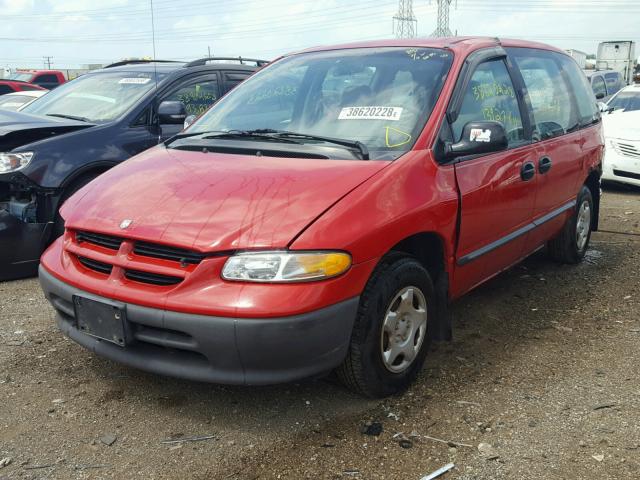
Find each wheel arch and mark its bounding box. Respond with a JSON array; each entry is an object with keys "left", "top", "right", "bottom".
[
  {"left": 585, "top": 167, "right": 601, "bottom": 231},
  {"left": 387, "top": 231, "right": 451, "bottom": 341}
]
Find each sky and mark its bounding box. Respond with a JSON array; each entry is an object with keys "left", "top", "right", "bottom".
[{"left": 0, "top": 0, "right": 638, "bottom": 69}]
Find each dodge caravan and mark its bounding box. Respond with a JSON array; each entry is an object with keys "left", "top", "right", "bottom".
[{"left": 39, "top": 38, "right": 603, "bottom": 397}]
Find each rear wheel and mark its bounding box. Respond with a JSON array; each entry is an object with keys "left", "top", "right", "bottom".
[
  {"left": 336, "top": 255, "right": 434, "bottom": 398},
  {"left": 548, "top": 185, "right": 593, "bottom": 264}
]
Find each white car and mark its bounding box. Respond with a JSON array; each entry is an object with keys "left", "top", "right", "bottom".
[
  {"left": 602, "top": 84, "right": 640, "bottom": 187},
  {"left": 0, "top": 89, "right": 47, "bottom": 111}
]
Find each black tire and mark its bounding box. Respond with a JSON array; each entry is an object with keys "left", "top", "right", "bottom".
[
  {"left": 548, "top": 185, "right": 593, "bottom": 264},
  {"left": 52, "top": 173, "right": 99, "bottom": 239},
  {"left": 336, "top": 254, "right": 435, "bottom": 398}
]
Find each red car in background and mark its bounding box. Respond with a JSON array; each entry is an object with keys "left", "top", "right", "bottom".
[
  {"left": 0, "top": 80, "right": 46, "bottom": 95},
  {"left": 6, "top": 69, "right": 66, "bottom": 90},
  {"left": 39, "top": 37, "right": 603, "bottom": 397}
]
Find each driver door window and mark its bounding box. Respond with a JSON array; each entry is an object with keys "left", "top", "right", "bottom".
[
  {"left": 163, "top": 78, "right": 219, "bottom": 118},
  {"left": 591, "top": 75, "right": 606, "bottom": 99},
  {"left": 452, "top": 59, "right": 525, "bottom": 147}
]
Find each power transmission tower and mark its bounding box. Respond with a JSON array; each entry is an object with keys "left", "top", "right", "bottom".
[
  {"left": 430, "top": 0, "right": 457, "bottom": 37},
  {"left": 392, "top": 0, "right": 417, "bottom": 39},
  {"left": 43, "top": 56, "right": 53, "bottom": 69}
]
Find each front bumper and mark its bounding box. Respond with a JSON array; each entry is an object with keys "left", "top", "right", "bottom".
[
  {"left": 0, "top": 209, "right": 51, "bottom": 281},
  {"left": 602, "top": 139, "right": 640, "bottom": 187},
  {"left": 39, "top": 265, "right": 359, "bottom": 385}
]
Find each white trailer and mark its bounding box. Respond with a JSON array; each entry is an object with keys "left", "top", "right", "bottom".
[
  {"left": 596, "top": 41, "right": 637, "bottom": 85},
  {"left": 566, "top": 49, "right": 587, "bottom": 69}
]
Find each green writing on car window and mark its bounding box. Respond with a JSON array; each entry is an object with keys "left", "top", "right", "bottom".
[
  {"left": 482, "top": 107, "right": 518, "bottom": 127},
  {"left": 473, "top": 82, "right": 515, "bottom": 101},
  {"left": 177, "top": 92, "right": 218, "bottom": 115}
]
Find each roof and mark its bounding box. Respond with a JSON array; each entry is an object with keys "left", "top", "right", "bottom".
[
  {"left": 94, "top": 60, "right": 259, "bottom": 75},
  {"left": 292, "top": 36, "right": 565, "bottom": 56}
]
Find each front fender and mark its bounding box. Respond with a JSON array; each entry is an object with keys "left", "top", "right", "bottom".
[{"left": 290, "top": 150, "right": 459, "bottom": 273}]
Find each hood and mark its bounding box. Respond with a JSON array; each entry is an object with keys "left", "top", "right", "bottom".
[
  {"left": 0, "top": 109, "right": 94, "bottom": 151},
  {"left": 602, "top": 109, "right": 640, "bottom": 141},
  {"left": 63, "top": 147, "right": 389, "bottom": 252}
]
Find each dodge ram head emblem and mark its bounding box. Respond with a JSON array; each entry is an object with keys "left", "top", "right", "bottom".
[{"left": 119, "top": 219, "right": 133, "bottom": 230}]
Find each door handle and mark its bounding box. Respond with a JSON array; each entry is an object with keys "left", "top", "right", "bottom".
[
  {"left": 538, "top": 156, "right": 552, "bottom": 174},
  {"left": 520, "top": 161, "right": 536, "bottom": 181}
]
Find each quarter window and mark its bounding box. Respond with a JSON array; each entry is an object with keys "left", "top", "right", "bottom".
[
  {"left": 511, "top": 52, "right": 576, "bottom": 139},
  {"left": 557, "top": 55, "right": 599, "bottom": 125},
  {"left": 452, "top": 59, "right": 524, "bottom": 146}
]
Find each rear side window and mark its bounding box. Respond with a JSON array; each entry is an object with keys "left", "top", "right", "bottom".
[
  {"left": 509, "top": 50, "right": 576, "bottom": 139},
  {"left": 592, "top": 75, "right": 606, "bottom": 98},
  {"left": 223, "top": 72, "right": 252, "bottom": 94},
  {"left": 0, "top": 85, "right": 13, "bottom": 94},
  {"left": 604, "top": 72, "right": 622, "bottom": 95},
  {"left": 452, "top": 59, "right": 524, "bottom": 146},
  {"left": 33, "top": 74, "right": 60, "bottom": 87},
  {"left": 557, "top": 55, "right": 599, "bottom": 125}
]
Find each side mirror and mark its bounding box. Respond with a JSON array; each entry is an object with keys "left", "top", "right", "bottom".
[
  {"left": 595, "top": 92, "right": 606, "bottom": 100},
  {"left": 183, "top": 114, "right": 197, "bottom": 130},
  {"left": 158, "top": 100, "right": 186, "bottom": 125},
  {"left": 445, "top": 121, "right": 508, "bottom": 159}
]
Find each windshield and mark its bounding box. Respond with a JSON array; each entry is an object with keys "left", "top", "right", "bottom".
[
  {"left": 608, "top": 91, "right": 640, "bottom": 112},
  {"left": 187, "top": 47, "right": 453, "bottom": 160},
  {"left": 21, "top": 71, "right": 166, "bottom": 122},
  {"left": 8, "top": 72, "right": 33, "bottom": 81}
]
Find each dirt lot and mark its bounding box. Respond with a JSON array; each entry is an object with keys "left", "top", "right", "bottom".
[{"left": 1, "top": 187, "right": 639, "bottom": 480}]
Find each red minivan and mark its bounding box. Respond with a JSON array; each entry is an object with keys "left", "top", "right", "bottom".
[{"left": 39, "top": 38, "right": 603, "bottom": 397}]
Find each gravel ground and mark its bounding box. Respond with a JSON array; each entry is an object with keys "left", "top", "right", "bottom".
[{"left": 1, "top": 187, "right": 639, "bottom": 480}]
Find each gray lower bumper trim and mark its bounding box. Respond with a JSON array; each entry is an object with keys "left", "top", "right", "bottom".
[{"left": 39, "top": 266, "right": 359, "bottom": 385}]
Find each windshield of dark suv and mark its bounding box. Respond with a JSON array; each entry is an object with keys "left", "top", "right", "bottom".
[
  {"left": 183, "top": 47, "right": 453, "bottom": 160},
  {"left": 22, "top": 71, "right": 168, "bottom": 123}
]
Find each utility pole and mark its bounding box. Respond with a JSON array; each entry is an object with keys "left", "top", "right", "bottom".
[
  {"left": 392, "top": 0, "right": 417, "bottom": 39},
  {"left": 43, "top": 56, "right": 53, "bottom": 69},
  {"left": 430, "top": 0, "right": 457, "bottom": 38},
  {"left": 208, "top": 46, "right": 212, "bottom": 58}
]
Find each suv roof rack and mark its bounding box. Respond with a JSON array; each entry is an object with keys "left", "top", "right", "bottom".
[
  {"left": 184, "top": 57, "right": 270, "bottom": 68},
  {"left": 104, "top": 59, "right": 183, "bottom": 69}
]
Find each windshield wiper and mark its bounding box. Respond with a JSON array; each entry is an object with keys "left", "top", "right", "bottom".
[
  {"left": 168, "top": 129, "right": 370, "bottom": 159},
  {"left": 167, "top": 129, "right": 300, "bottom": 145},
  {"left": 247, "top": 129, "right": 370, "bottom": 160},
  {"left": 46, "top": 113, "right": 91, "bottom": 123}
]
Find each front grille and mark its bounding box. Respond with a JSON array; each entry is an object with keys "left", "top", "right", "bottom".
[
  {"left": 613, "top": 169, "right": 640, "bottom": 181},
  {"left": 612, "top": 141, "right": 640, "bottom": 159},
  {"left": 124, "top": 269, "right": 182, "bottom": 286},
  {"left": 76, "top": 231, "right": 123, "bottom": 250},
  {"left": 134, "top": 241, "right": 206, "bottom": 264},
  {"left": 77, "top": 256, "right": 113, "bottom": 275}
]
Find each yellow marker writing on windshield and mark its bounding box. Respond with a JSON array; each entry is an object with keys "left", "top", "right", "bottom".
[{"left": 385, "top": 126, "right": 412, "bottom": 148}]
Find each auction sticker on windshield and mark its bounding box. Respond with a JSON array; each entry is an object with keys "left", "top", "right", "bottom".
[
  {"left": 118, "top": 78, "right": 152, "bottom": 85},
  {"left": 339, "top": 106, "right": 403, "bottom": 121}
]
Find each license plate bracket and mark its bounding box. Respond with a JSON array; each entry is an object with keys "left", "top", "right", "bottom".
[{"left": 73, "top": 296, "right": 127, "bottom": 347}]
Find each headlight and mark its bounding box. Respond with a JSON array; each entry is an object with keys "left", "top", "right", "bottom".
[
  {"left": 222, "top": 251, "right": 352, "bottom": 283},
  {"left": 0, "top": 152, "right": 34, "bottom": 173}
]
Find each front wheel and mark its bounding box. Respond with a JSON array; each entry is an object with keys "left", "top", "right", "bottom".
[
  {"left": 548, "top": 185, "right": 593, "bottom": 264},
  {"left": 336, "top": 255, "right": 434, "bottom": 398}
]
